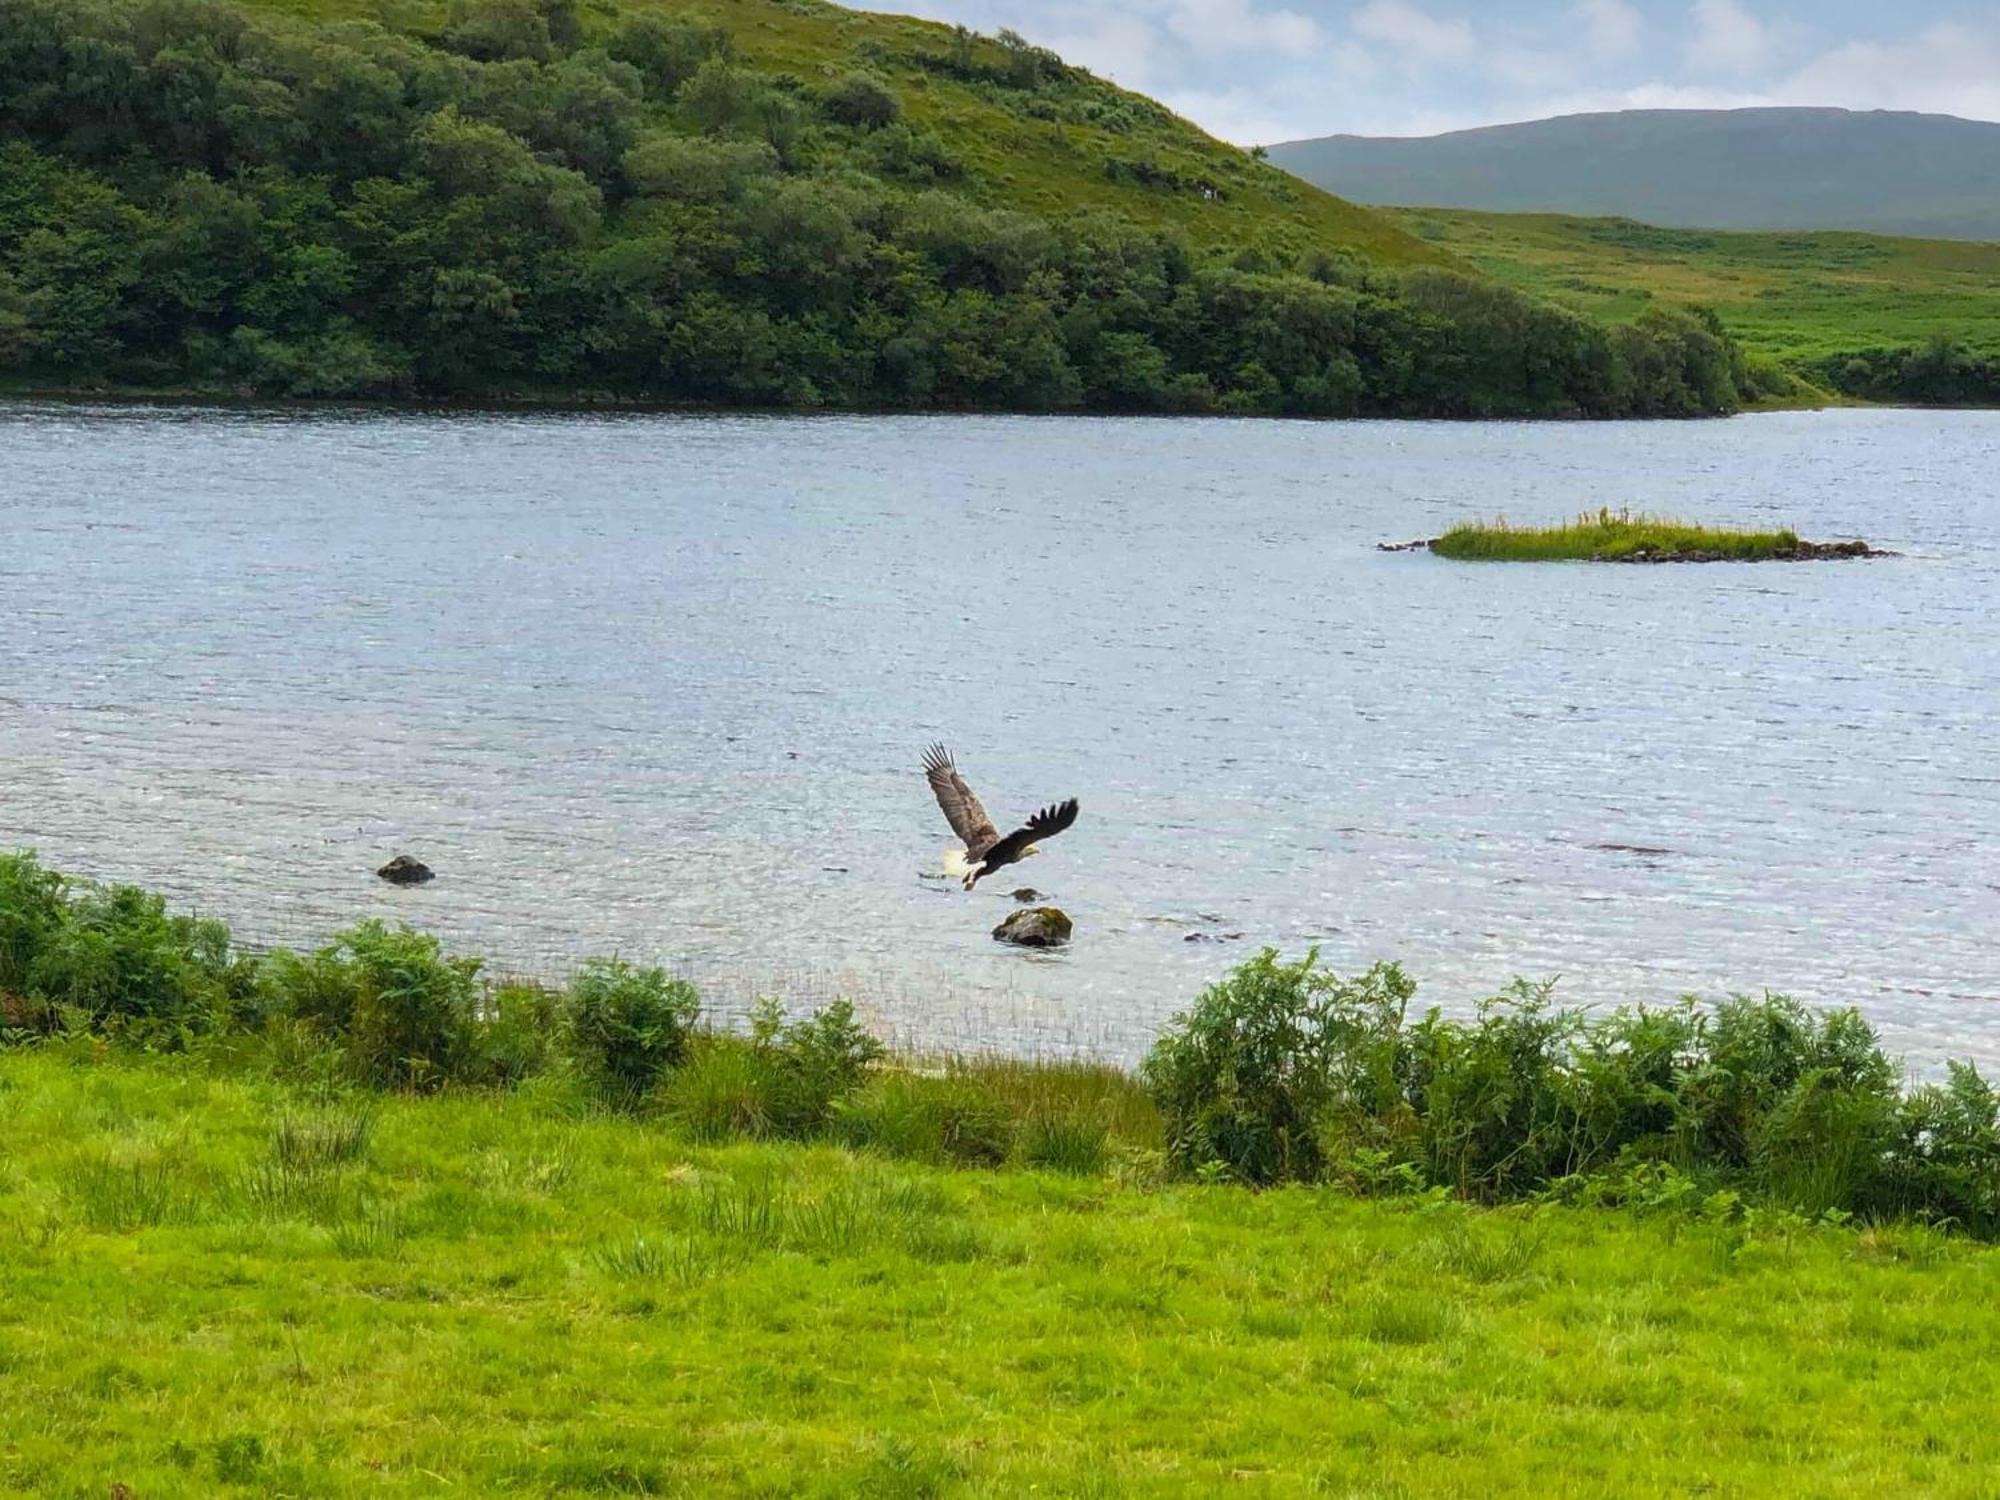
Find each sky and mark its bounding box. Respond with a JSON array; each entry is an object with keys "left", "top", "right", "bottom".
[{"left": 859, "top": 0, "right": 2000, "bottom": 145}]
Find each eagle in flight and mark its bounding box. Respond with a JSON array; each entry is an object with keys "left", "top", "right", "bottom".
[{"left": 923, "top": 743, "right": 1079, "bottom": 890}]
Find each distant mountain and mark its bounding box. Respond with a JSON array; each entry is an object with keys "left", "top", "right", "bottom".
[{"left": 1269, "top": 108, "right": 2000, "bottom": 241}]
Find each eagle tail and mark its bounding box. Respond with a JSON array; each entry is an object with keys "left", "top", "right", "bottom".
[{"left": 941, "top": 845, "right": 978, "bottom": 880}]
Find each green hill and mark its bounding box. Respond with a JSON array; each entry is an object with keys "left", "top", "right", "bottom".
[
  {"left": 0, "top": 0, "right": 1754, "bottom": 416},
  {"left": 1270, "top": 108, "right": 2000, "bottom": 243},
  {"left": 1387, "top": 208, "right": 2000, "bottom": 405},
  {"left": 249, "top": 0, "right": 1441, "bottom": 267}
]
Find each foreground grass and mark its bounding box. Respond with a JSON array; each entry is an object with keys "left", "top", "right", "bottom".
[
  {"left": 1388, "top": 208, "right": 2000, "bottom": 365},
  {"left": 3, "top": 1049, "right": 1997, "bottom": 1498},
  {"left": 1431, "top": 511, "right": 1811, "bottom": 562}
]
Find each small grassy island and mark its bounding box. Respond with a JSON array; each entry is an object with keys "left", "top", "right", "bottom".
[{"left": 1387, "top": 509, "right": 1886, "bottom": 562}]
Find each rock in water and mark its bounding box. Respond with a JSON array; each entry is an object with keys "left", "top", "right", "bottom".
[
  {"left": 1009, "top": 887, "right": 1041, "bottom": 903},
  {"left": 377, "top": 854, "right": 434, "bottom": 886},
  {"left": 993, "top": 906, "right": 1072, "bottom": 948}
]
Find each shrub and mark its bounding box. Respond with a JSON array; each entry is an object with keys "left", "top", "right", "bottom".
[
  {"left": 836, "top": 1072, "right": 1013, "bottom": 1165},
  {"left": 18, "top": 875, "right": 246, "bottom": 1038},
  {"left": 1141, "top": 950, "right": 1415, "bottom": 1184},
  {"left": 1680, "top": 996, "right": 1897, "bottom": 1166},
  {"left": 1144, "top": 949, "right": 1984, "bottom": 1226},
  {"left": 1883, "top": 1063, "right": 2000, "bottom": 1235},
  {"left": 750, "top": 997, "right": 885, "bottom": 1137},
  {"left": 1392, "top": 980, "right": 1599, "bottom": 1199},
  {"left": 657, "top": 1000, "right": 886, "bottom": 1143},
  {"left": 475, "top": 980, "right": 565, "bottom": 1087},
  {"left": 1755, "top": 1066, "right": 1897, "bottom": 1216},
  {"left": 265, "top": 921, "right": 483, "bottom": 1090},
  {"left": 821, "top": 71, "right": 900, "bottom": 130},
  {"left": 0, "top": 851, "right": 66, "bottom": 1013},
  {"left": 566, "top": 959, "right": 699, "bottom": 1098}
]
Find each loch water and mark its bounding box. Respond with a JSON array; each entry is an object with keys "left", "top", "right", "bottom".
[{"left": 2, "top": 403, "right": 1995, "bottom": 1067}]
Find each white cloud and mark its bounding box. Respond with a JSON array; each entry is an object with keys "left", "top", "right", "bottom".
[
  {"left": 1031, "top": 9, "right": 1166, "bottom": 85},
  {"left": 1159, "top": 86, "right": 1312, "bottom": 145},
  {"left": 1685, "top": 0, "right": 1769, "bottom": 76},
  {"left": 1351, "top": 0, "right": 1476, "bottom": 69},
  {"left": 1574, "top": 0, "right": 1643, "bottom": 62},
  {"left": 1166, "top": 0, "right": 1325, "bottom": 58},
  {"left": 1777, "top": 21, "right": 2000, "bottom": 122},
  {"left": 809, "top": 1, "right": 2000, "bottom": 142},
  {"left": 1487, "top": 45, "right": 1580, "bottom": 92}
]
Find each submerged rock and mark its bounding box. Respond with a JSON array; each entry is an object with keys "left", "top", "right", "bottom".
[
  {"left": 1009, "top": 887, "right": 1041, "bottom": 903},
  {"left": 377, "top": 854, "right": 434, "bottom": 886},
  {"left": 1783, "top": 538, "right": 1889, "bottom": 560},
  {"left": 993, "top": 906, "right": 1072, "bottom": 948}
]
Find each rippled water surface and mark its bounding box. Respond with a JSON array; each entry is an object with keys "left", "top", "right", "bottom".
[{"left": 3, "top": 404, "right": 1996, "bottom": 1066}]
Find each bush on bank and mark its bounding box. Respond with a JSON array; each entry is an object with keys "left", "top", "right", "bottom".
[
  {"left": 3, "top": 850, "right": 1994, "bottom": 1235},
  {"left": 1141, "top": 948, "right": 1998, "bottom": 1236}
]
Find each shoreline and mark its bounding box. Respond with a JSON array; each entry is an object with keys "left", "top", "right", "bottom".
[
  {"left": 4, "top": 851, "right": 1994, "bottom": 1240},
  {"left": 15, "top": 383, "right": 1993, "bottom": 422}
]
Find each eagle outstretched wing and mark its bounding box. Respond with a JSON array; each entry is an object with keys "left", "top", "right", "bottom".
[
  {"left": 924, "top": 743, "right": 999, "bottom": 858},
  {"left": 978, "top": 798, "right": 1080, "bottom": 871}
]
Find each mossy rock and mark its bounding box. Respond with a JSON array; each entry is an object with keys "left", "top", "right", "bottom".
[
  {"left": 992, "top": 907, "right": 1072, "bottom": 948},
  {"left": 377, "top": 854, "right": 434, "bottom": 885}
]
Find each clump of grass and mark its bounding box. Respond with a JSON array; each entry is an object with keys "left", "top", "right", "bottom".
[
  {"left": 1018, "top": 1111, "right": 1111, "bottom": 1175},
  {"left": 328, "top": 1199, "right": 405, "bottom": 1258},
  {"left": 1433, "top": 507, "right": 1804, "bottom": 561},
  {"left": 953, "top": 1055, "right": 1161, "bottom": 1149},
  {"left": 63, "top": 1155, "right": 203, "bottom": 1231},
  {"left": 662, "top": 1037, "right": 776, "bottom": 1142},
  {"left": 271, "top": 1107, "right": 374, "bottom": 1174},
  {"left": 835, "top": 1072, "right": 1015, "bottom": 1166},
  {"left": 1357, "top": 1291, "right": 1467, "bottom": 1346}
]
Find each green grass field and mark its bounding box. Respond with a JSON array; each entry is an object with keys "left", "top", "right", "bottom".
[
  {"left": 4, "top": 1045, "right": 1997, "bottom": 1498},
  {"left": 1431, "top": 510, "right": 1808, "bottom": 562},
  {"left": 1386, "top": 207, "right": 2000, "bottom": 366}
]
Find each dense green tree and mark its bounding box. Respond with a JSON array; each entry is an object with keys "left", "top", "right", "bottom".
[
  {"left": 821, "top": 70, "right": 898, "bottom": 130},
  {"left": 0, "top": 0, "right": 1765, "bottom": 416}
]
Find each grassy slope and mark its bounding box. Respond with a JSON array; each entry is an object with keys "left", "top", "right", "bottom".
[
  {"left": 1386, "top": 207, "right": 2000, "bottom": 365},
  {"left": 5, "top": 1049, "right": 1998, "bottom": 1498},
  {"left": 246, "top": 0, "right": 1445, "bottom": 268}
]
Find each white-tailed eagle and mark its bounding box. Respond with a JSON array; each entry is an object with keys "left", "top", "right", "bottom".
[{"left": 923, "top": 743, "right": 1079, "bottom": 890}]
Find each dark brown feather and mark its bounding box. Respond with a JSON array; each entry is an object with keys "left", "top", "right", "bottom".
[
  {"left": 923, "top": 743, "right": 999, "bottom": 858},
  {"left": 976, "top": 797, "right": 1080, "bottom": 873}
]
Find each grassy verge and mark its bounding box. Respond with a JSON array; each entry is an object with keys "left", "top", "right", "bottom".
[
  {"left": 1431, "top": 510, "right": 1809, "bottom": 561},
  {"left": 1386, "top": 207, "right": 2000, "bottom": 404},
  {"left": 4, "top": 1044, "right": 1998, "bottom": 1498},
  {"left": 4, "top": 850, "right": 1993, "bottom": 1225}
]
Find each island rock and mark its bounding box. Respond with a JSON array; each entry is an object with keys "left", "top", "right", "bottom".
[
  {"left": 1009, "top": 887, "right": 1042, "bottom": 903},
  {"left": 377, "top": 854, "right": 434, "bottom": 886},
  {"left": 993, "top": 906, "right": 1072, "bottom": 948}
]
